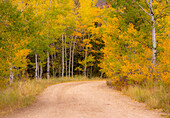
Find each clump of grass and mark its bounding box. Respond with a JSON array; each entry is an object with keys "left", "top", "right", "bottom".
[
  {"left": 122, "top": 83, "right": 170, "bottom": 114},
  {"left": 0, "top": 76, "right": 103, "bottom": 116},
  {"left": 0, "top": 80, "right": 46, "bottom": 115}
]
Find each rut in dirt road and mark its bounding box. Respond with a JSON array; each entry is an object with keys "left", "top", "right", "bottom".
[{"left": 4, "top": 81, "right": 162, "bottom": 118}]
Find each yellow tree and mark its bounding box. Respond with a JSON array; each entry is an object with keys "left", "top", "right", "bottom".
[
  {"left": 77, "top": 0, "right": 104, "bottom": 77},
  {"left": 0, "top": 1, "right": 31, "bottom": 85}
]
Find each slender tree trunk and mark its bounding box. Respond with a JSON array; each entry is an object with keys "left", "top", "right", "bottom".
[
  {"left": 21, "top": 0, "right": 23, "bottom": 12},
  {"left": 84, "top": 34, "right": 88, "bottom": 77},
  {"left": 47, "top": 51, "right": 50, "bottom": 79},
  {"left": 38, "top": 64, "right": 40, "bottom": 79},
  {"left": 90, "top": 66, "right": 92, "bottom": 78},
  {"left": 149, "top": 1, "right": 156, "bottom": 66},
  {"left": 135, "top": 1, "right": 157, "bottom": 65},
  {"left": 134, "top": 49, "right": 136, "bottom": 62},
  {"left": 125, "top": 45, "right": 130, "bottom": 62},
  {"left": 151, "top": 16, "right": 156, "bottom": 66},
  {"left": 9, "top": 63, "right": 13, "bottom": 85},
  {"left": 59, "top": 64, "right": 61, "bottom": 77},
  {"left": 40, "top": 61, "right": 43, "bottom": 79},
  {"left": 35, "top": 53, "right": 38, "bottom": 80},
  {"left": 84, "top": 45, "right": 87, "bottom": 77},
  {"left": 62, "top": 34, "right": 64, "bottom": 77},
  {"left": 129, "top": 47, "right": 132, "bottom": 63},
  {"left": 147, "top": 1, "right": 156, "bottom": 66},
  {"left": 52, "top": 54, "right": 55, "bottom": 78},
  {"left": 69, "top": 42, "right": 72, "bottom": 78},
  {"left": 72, "top": 41, "right": 75, "bottom": 78},
  {"left": 65, "top": 34, "right": 67, "bottom": 77},
  {"left": 46, "top": 0, "right": 51, "bottom": 79},
  {"left": 100, "top": 72, "right": 103, "bottom": 78},
  {"left": 40, "top": 65, "right": 43, "bottom": 79},
  {"left": 37, "top": 59, "right": 39, "bottom": 79},
  {"left": 54, "top": 42, "right": 57, "bottom": 78}
]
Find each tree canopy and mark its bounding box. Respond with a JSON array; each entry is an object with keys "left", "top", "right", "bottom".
[{"left": 0, "top": 0, "right": 169, "bottom": 87}]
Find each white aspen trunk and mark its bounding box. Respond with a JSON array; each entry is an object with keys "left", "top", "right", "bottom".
[
  {"left": 39, "top": 66, "right": 40, "bottom": 79},
  {"left": 47, "top": 51, "right": 50, "bottom": 79},
  {"left": 148, "top": 0, "right": 156, "bottom": 66},
  {"left": 65, "top": 34, "right": 67, "bottom": 77},
  {"left": 138, "top": 0, "right": 157, "bottom": 66},
  {"left": 134, "top": 46, "right": 136, "bottom": 62},
  {"left": 9, "top": 63, "right": 13, "bottom": 85},
  {"left": 83, "top": 35, "right": 87, "bottom": 77},
  {"left": 135, "top": 0, "right": 157, "bottom": 66},
  {"left": 54, "top": 42, "right": 57, "bottom": 77},
  {"left": 40, "top": 61, "right": 43, "bottom": 79},
  {"left": 54, "top": 52, "right": 57, "bottom": 77},
  {"left": 72, "top": 41, "right": 75, "bottom": 78},
  {"left": 100, "top": 72, "right": 103, "bottom": 78},
  {"left": 69, "top": 42, "right": 72, "bottom": 78},
  {"left": 134, "top": 50, "right": 136, "bottom": 62},
  {"left": 62, "top": 34, "right": 64, "bottom": 77},
  {"left": 84, "top": 46, "right": 87, "bottom": 77},
  {"left": 46, "top": 0, "right": 51, "bottom": 79},
  {"left": 37, "top": 59, "right": 39, "bottom": 79},
  {"left": 125, "top": 45, "right": 130, "bottom": 62},
  {"left": 21, "top": 0, "right": 23, "bottom": 12},
  {"left": 52, "top": 54, "right": 55, "bottom": 78},
  {"left": 40, "top": 65, "right": 43, "bottom": 79},
  {"left": 151, "top": 16, "right": 156, "bottom": 66},
  {"left": 59, "top": 64, "right": 61, "bottom": 77},
  {"left": 129, "top": 47, "right": 132, "bottom": 62},
  {"left": 35, "top": 53, "right": 38, "bottom": 80}
]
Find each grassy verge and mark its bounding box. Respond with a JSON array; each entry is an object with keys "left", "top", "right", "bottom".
[
  {"left": 121, "top": 83, "right": 170, "bottom": 116},
  {"left": 0, "top": 76, "right": 104, "bottom": 116}
]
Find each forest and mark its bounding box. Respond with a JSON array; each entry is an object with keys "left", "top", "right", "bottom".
[
  {"left": 0, "top": 0, "right": 169, "bottom": 86},
  {"left": 0, "top": 0, "right": 170, "bottom": 115}
]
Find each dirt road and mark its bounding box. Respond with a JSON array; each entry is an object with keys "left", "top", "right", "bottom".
[{"left": 4, "top": 81, "right": 162, "bottom": 118}]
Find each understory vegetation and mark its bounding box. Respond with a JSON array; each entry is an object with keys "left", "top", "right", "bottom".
[
  {"left": 122, "top": 84, "right": 170, "bottom": 113},
  {"left": 107, "top": 79, "right": 170, "bottom": 114}
]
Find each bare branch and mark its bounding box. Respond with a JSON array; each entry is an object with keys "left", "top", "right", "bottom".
[
  {"left": 155, "top": 6, "right": 170, "bottom": 19},
  {"left": 136, "top": 2, "right": 151, "bottom": 16},
  {"left": 156, "top": 25, "right": 165, "bottom": 32},
  {"left": 137, "top": 10, "right": 151, "bottom": 24},
  {"left": 134, "top": 0, "right": 151, "bottom": 16},
  {"left": 145, "top": 0, "right": 150, "bottom": 8},
  {"left": 142, "top": 17, "right": 151, "bottom": 24},
  {"left": 156, "top": 13, "right": 169, "bottom": 20},
  {"left": 146, "top": 0, "right": 149, "bottom": 5}
]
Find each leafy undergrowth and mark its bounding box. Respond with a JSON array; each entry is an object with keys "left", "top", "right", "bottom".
[
  {"left": 107, "top": 79, "right": 170, "bottom": 116},
  {"left": 0, "top": 76, "right": 104, "bottom": 116}
]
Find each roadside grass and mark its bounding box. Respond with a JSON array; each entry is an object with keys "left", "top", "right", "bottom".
[
  {"left": 0, "top": 76, "right": 104, "bottom": 116},
  {"left": 122, "top": 83, "right": 170, "bottom": 115}
]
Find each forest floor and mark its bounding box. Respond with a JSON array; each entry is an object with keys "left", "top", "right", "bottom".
[{"left": 3, "top": 81, "right": 164, "bottom": 118}]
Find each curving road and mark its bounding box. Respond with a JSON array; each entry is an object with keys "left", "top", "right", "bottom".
[{"left": 4, "top": 81, "right": 162, "bottom": 118}]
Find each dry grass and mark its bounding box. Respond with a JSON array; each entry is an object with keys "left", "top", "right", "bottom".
[
  {"left": 122, "top": 83, "right": 170, "bottom": 115},
  {"left": 0, "top": 76, "right": 104, "bottom": 116}
]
